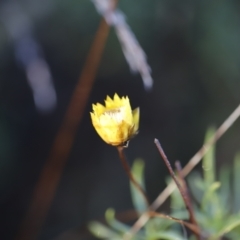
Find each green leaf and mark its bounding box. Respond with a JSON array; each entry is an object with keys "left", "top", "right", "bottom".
[
  {"left": 88, "top": 221, "right": 122, "bottom": 239},
  {"left": 219, "top": 164, "right": 231, "bottom": 209},
  {"left": 145, "top": 216, "right": 174, "bottom": 233},
  {"left": 194, "top": 211, "right": 211, "bottom": 227},
  {"left": 233, "top": 152, "right": 240, "bottom": 212},
  {"left": 214, "top": 218, "right": 240, "bottom": 239},
  {"left": 171, "top": 210, "right": 189, "bottom": 221},
  {"left": 202, "top": 182, "right": 220, "bottom": 205},
  {"left": 201, "top": 182, "right": 221, "bottom": 217},
  {"left": 167, "top": 176, "right": 185, "bottom": 210},
  {"left": 130, "top": 158, "right": 148, "bottom": 214},
  {"left": 202, "top": 127, "right": 216, "bottom": 186},
  {"left": 146, "top": 231, "right": 186, "bottom": 240},
  {"left": 187, "top": 172, "right": 204, "bottom": 203},
  {"left": 105, "top": 208, "right": 134, "bottom": 234}
]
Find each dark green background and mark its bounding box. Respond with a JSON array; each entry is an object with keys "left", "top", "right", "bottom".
[{"left": 0, "top": 0, "right": 240, "bottom": 239}]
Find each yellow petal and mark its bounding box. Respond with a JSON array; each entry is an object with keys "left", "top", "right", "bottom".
[
  {"left": 105, "top": 95, "right": 114, "bottom": 108},
  {"left": 90, "top": 94, "right": 140, "bottom": 146},
  {"left": 92, "top": 103, "right": 105, "bottom": 116},
  {"left": 132, "top": 107, "right": 140, "bottom": 134},
  {"left": 113, "top": 93, "right": 121, "bottom": 102},
  {"left": 105, "top": 93, "right": 122, "bottom": 109},
  {"left": 122, "top": 96, "right": 133, "bottom": 124}
]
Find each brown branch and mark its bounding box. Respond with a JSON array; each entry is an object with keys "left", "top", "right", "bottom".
[
  {"left": 15, "top": 18, "right": 111, "bottom": 240},
  {"left": 147, "top": 211, "right": 204, "bottom": 238},
  {"left": 175, "top": 161, "right": 195, "bottom": 223},
  {"left": 117, "top": 146, "right": 149, "bottom": 207},
  {"left": 124, "top": 104, "right": 240, "bottom": 240},
  {"left": 154, "top": 139, "right": 201, "bottom": 240},
  {"left": 175, "top": 161, "right": 201, "bottom": 240}
]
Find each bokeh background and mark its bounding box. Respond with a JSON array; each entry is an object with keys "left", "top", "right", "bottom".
[{"left": 1, "top": 0, "right": 240, "bottom": 239}]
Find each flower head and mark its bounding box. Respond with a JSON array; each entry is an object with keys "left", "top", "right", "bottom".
[{"left": 90, "top": 93, "right": 140, "bottom": 147}]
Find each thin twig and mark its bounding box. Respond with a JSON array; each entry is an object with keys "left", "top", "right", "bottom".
[
  {"left": 16, "top": 18, "right": 111, "bottom": 240},
  {"left": 154, "top": 139, "right": 201, "bottom": 240},
  {"left": 175, "top": 161, "right": 195, "bottom": 222},
  {"left": 147, "top": 211, "right": 204, "bottom": 238},
  {"left": 153, "top": 104, "right": 240, "bottom": 208},
  {"left": 124, "top": 104, "right": 240, "bottom": 240},
  {"left": 175, "top": 161, "right": 201, "bottom": 240},
  {"left": 117, "top": 146, "right": 149, "bottom": 206}
]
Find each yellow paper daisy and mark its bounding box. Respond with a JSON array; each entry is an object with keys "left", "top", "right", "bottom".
[{"left": 90, "top": 93, "right": 140, "bottom": 147}]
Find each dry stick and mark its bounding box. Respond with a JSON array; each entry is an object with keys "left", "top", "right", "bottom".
[
  {"left": 154, "top": 139, "right": 201, "bottom": 240},
  {"left": 16, "top": 19, "right": 110, "bottom": 240},
  {"left": 175, "top": 160, "right": 201, "bottom": 239},
  {"left": 117, "top": 146, "right": 150, "bottom": 206},
  {"left": 175, "top": 161, "right": 195, "bottom": 223},
  {"left": 124, "top": 104, "right": 240, "bottom": 240},
  {"left": 147, "top": 211, "right": 202, "bottom": 237}
]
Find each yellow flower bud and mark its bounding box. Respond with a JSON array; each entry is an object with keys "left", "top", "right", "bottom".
[{"left": 90, "top": 93, "right": 140, "bottom": 147}]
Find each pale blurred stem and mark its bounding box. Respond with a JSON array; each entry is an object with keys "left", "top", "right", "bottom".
[
  {"left": 117, "top": 146, "right": 149, "bottom": 206},
  {"left": 154, "top": 139, "right": 201, "bottom": 240},
  {"left": 175, "top": 161, "right": 201, "bottom": 240}
]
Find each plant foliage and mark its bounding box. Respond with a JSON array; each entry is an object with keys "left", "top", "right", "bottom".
[{"left": 88, "top": 128, "right": 240, "bottom": 239}]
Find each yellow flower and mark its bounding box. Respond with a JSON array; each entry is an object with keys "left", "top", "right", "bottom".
[{"left": 90, "top": 93, "right": 140, "bottom": 147}]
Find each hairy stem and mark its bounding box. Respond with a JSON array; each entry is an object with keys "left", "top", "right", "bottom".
[{"left": 117, "top": 146, "right": 149, "bottom": 206}]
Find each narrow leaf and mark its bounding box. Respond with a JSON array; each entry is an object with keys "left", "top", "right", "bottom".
[
  {"left": 215, "top": 218, "right": 240, "bottom": 238},
  {"left": 147, "top": 231, "right": 186, "bottom": 240},
  {"left": 130, "top": 158, "right": 148, "bottom": 214},
  {"left": 233, "top": 152, "right": 240, "bottom": 212},
  {"left": 105, "top": 208, "right": 133, "bottom": 234},
  {"left": 219, "top": 164, "right": 231, "bottom": 208},
  {"left": 201, "top": 182, "right": 221, "bottom": 213},
  {"left": 88, "top": 221, "right": 122, "bottom": 239}
]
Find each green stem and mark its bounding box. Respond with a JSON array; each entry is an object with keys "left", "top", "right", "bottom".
[{"left": 117, "top": 146, "right": 149, "bottom": 206}]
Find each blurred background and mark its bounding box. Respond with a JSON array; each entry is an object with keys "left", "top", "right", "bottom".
[{"left": 1, "top": 0, "right": 240, "bottom": 239}]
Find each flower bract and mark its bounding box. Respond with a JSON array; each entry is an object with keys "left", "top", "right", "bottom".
[{"left": 90, "top": 93, "right": 140, "bottom": 147}]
